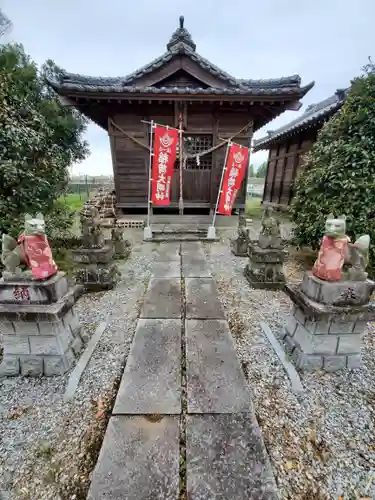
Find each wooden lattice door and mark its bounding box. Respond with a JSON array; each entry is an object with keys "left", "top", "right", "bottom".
[{"left": 181, "top": 134, "right": 212, "bottom": 203}]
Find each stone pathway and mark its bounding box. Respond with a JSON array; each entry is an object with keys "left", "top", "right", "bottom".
[{"left": 87, "top": 243, "right": 278, "bottom": 500}]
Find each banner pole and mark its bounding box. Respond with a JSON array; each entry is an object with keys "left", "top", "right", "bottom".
[
  {"left": 178, "top": 113, "right": 184, "bottom": 216},
  {"left": 207, "top": 142, "right": 231, "bottom": 239},
  {"left": 144, "top": 120, "right": 154, "bottom": 240}
]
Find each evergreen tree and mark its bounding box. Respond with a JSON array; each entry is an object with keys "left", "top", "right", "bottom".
[
  {"left": 0, "top": 43, "right": 89, "bottom": 236},
  {"left": 292, "top": 60, "right": 375, "bottom": 273},
  {"left": 256, "top": 162, "right": 267, "bottom": 178}
]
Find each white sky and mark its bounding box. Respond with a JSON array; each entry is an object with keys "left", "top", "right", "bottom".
[{"left": 2, "top": 0, "right": 374, "bottom": 175}]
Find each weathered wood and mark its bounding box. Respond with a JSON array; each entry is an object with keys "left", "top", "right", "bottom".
[
  {"left": 262, "top": 128, "right": 317, "bottom": 207},
  {"left": 109, "top": 98, "right": 253, "bottom": 211}
]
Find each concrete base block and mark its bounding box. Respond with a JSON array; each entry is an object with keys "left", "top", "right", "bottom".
[
  {"left": 143, "top": 226, "right": 153, "bottom": 241},
  {"left": 301, "top": 272, "right": 375, "bottom": 306},
  {"left": 282, "top": 272, "right": 375, "bottom": 371},
  {"left": 0, "top": 285, "right": 82, "bottom": 377},
  {"left": 0, "top": 272, "right": 68, "bottom": 304},
  {"left": 206, "top": 226, "right": 216, "bottom": 240},
  {"left": 74, "top": 263, "right": 119, "bottom": 292},
  {"left": 244, "top": 264, "right": 286, "bottom": 291}
]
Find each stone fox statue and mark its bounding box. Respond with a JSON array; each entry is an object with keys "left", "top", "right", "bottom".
[
  {"left": 1, "top": 213, "right": 58, "bottom": 280},
  {"left": 312, "top": 214, "right": 370, "bottom": 281}
]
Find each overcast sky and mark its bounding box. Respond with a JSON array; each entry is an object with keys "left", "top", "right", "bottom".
[{"left": 2, "top": 0, "right": 374, "bottom": 175}]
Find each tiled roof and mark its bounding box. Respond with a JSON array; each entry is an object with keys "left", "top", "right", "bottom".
[
  {"left": 47, "top": 17, "right": 314, "bottom": 99},
  {"left": 253, "top": 89, "right": 348, "bottom": 150},
  {"left": 52, "top": 82, "right": 313, "bottom": 96}
]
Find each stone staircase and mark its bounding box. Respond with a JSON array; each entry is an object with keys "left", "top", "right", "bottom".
[{"left": 87, "top": 242, "right": 278, "bottom": 500}]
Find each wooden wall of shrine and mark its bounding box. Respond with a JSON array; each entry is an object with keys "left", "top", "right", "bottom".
[
  {"left": 108, "top": 101, "right": 252, "bottom": 213},
  {"left": 262, "top": 128, "right": 317, "bottom": 208}
]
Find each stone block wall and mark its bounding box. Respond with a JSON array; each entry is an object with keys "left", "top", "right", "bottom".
[
  {"left": 281, "top": 305, "right": 365, "bottom": 371},
  {"left": 0, "top": 306, "right": 83, "bottom": 376}
]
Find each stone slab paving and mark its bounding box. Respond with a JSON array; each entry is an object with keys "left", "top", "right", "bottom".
[
  {"left": 113, "top": 319, "right": 181, "bottom": 415},
  {"left": 181, "top": 242, "right": 205, "bottom": 258},
  {"left": 186, "top": 414, "right": 278, "bottom": 500},
  {"left": 185, "top": 278, "right": 225, "bottom": 319},
  {"left": 88, "top": 240, "right": 279, "bottom": 499},
  {"left": 87, "top": 416, "right": 180, "bottom": 500},
  {"left": 154, "top": 243, "right": 181, "bottom": 262},
  {"left": 181, "top": 255, "right": 211, "bottom": 278},
  {"left": 140, "top": 278, "right": 181, "bottom": 319},
  {"left": 186, "top": 319, "right": 251, "bottom": 413},
  {"left": 151, "top": 260, "right": 181, "bottom": 278}
]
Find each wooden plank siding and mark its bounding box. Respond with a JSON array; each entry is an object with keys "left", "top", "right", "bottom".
[
  {"left": 109, "top": 101, "right": 253, "bottom": 211},
  {"left": 261, "top": 129, "right": 316, "bottom": 207}
]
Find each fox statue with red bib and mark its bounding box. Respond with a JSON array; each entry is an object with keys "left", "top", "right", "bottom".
[{"left": 1, "top": 213, "right": 58, "bottom": 281}]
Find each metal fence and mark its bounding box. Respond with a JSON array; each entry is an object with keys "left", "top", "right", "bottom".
[{"left": 68, "top": 176, "right": 114, "bottom": 197}]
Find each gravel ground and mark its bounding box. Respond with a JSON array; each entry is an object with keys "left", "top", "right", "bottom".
[
  {"left": 204, "top": 234, "right": 375, "bottom": 500},
  {"left": 0, "top": 231, "right": 158, "bottom": 500},
  {"left": 1, "top": 226, "right": 374, "bottom": 500}
]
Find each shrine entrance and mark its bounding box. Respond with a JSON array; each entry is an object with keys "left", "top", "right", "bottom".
[{"left": 170, "top": 134, "right": 213, "bottom": 207}]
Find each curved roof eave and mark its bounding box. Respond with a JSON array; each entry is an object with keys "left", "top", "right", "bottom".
[{"left": 253, "top": 88, "right": 348, "bottom": 151}]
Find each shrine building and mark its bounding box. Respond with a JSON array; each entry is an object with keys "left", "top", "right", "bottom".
[{"left": 48, "top": 16, "right": 314, "bottom": 215}]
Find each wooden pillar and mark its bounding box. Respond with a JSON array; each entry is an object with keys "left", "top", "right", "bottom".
[
  {"left": 261, "top": 150, "right": 272, "bottom": 204},
  {"left": 269, "top": 145, "right": 279, "bottom": 203},
  {"left": 278, "top": 142, "right": 289, "bottom": 204},
  {"left": 210, "top": 106, "right": 219, "bottom": 213},
  {"left": 107, "top": 118, "right": 120, "bottom": 213},
  {"left": 288, "top": 135, "right": 304, "bottom": 204}
]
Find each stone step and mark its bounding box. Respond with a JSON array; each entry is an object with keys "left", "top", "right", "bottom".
[
  {"left": 152, "top": 234, "right": 213, "bottom": 242},
  {"left": 186, "top": 319, "right": 251, "bottom": 413},
  {"left": 140, "top": 278, "right": 181, "bottom": 319},
  {"left": 185, "top": 278, "right": 225, "bottom": 320},
  {"left": 113, "top": 319, "right": 181, "bottom": 415},
  {"left": 155, "top": 226, "right": 207, "bottom": 234},
  {"left": 87, "top": 416, "right": 180, "bottom": 500},
  {"left": 186, "top": 414, "right": 278, "bottom": 500}
]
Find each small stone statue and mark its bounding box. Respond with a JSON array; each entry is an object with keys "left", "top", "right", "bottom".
[
  {"left": 80, "top": 206, "right": 104, "bottom": 249},
  {"left": 230, "top": 213, "right": 250, "bottom": 256},
  {"left": 238, "top": 214, "right": 249, "bottom": 239},
  {"left": 258, "top": 207, "right": 283, "bottom": 249},
  {"left": 1, "top": 213, "right": 58, "bottom": 280},
  {"left": 312, "top": 214, "right": 370, "bottom": 281},
  {"left": 110, "top": 227, "right": 131, "bottom": 259},
  {"left": 244, "top": 207, "right": 287, "bottom": 290}
]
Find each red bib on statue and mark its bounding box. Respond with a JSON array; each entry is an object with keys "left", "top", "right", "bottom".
[
  {"left": 18, "top": 234, "right": 58, "bottom": 280},
  {"left": 312, "top": 235, "right": 350, "bottom": 281}
]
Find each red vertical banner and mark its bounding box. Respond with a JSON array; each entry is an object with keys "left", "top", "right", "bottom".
[
  {"left": 151, "top": 125, "right": 178, "bottom": 205},
  {"left": 217, "top": 143, "right": 249, "bottom": 216}
]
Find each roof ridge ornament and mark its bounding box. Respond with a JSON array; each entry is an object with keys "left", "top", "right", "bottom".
[{"left": 167, "top": 15, "right": 196, "bottom": 52}]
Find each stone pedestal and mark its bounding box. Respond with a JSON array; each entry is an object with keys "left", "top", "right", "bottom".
[
  {"left": 244, "top": 244, "right": 287, "bottom": 290},
  {"left": 72, "top": 245, "right": 119, "bottom": 291},
  {"left": 230, "top": 237, "right": 248, "bottom": 257},
  {"left": 283, "top": 272, "right": 375, "bottom": 371},
  {"left": 0, "top": 272, "right": 84, "bottom": 377}
]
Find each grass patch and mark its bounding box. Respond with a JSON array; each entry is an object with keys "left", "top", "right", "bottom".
[
  {"left": 245, "top": 197, "right": 262, "bottom": 218},
  {"left": 59, "top": 193, "right": 89, "bottom": 212}
]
